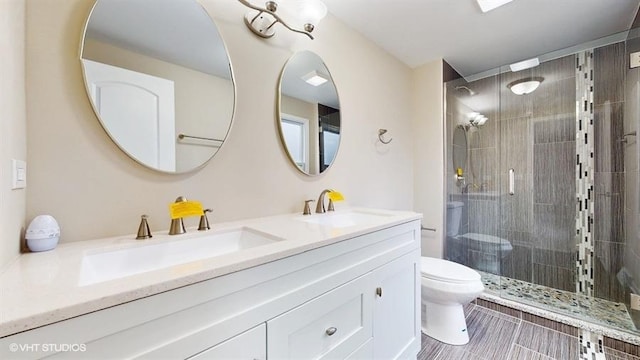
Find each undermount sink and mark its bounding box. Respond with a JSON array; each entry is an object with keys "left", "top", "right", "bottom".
[
  {"left": 298, "top": 210, "right": 393, "bottom": 228},
  {"left": 78, "top": 227, "right": 283, "bottom": 286}
]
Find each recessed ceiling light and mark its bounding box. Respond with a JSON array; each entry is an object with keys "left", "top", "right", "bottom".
[
  {"left": 509, "top": 57, "right": 540, "bottom": 72},
  {"left": 476, "top": 0, "right": 514, "bottom": 13},
  {"left": 302, "top": 70, "right": 328, "bottom": 86}
]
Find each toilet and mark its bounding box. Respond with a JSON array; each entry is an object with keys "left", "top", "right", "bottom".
[
  {"left": 420, "top": 257, "right": 484, "bottom": 345},
  {"left": 446, "top": 201, "right": 514, "bottom": 274}
]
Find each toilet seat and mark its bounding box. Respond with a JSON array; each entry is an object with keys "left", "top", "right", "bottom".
[{"left": 420, "top": 257, "right": 481, "bottom": 284}]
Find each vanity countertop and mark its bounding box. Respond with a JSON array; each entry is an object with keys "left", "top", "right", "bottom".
[{"left": 0, "top": 208, "right": 421, "bottom": 337}]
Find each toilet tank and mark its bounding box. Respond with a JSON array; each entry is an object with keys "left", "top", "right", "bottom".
[{"left": 446, "top": 202, "right": 464, "bottom": 237}]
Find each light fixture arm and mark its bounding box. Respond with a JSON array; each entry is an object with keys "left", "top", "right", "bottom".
[{"left": 238, "top": 0, "right": 314, "bottom": 39}]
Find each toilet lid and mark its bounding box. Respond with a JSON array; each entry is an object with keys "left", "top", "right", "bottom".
[{"left": 420, "top": 257, "right": 481, "bottom": 283}]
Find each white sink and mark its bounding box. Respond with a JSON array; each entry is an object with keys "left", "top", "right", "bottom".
[
  {"left": 298, "top": 210, "right": 392, "bottom": 228},
  {"left": 78, "top": 227, "right": 283, "bottom": 286}
]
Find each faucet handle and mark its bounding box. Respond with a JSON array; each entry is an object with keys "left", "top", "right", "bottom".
[
  {"left": 327, "top": 199, "right": 335, "bottom": 212},
  {"left": 136, "top": 215, "right": 152, "bottom": 240},
  {"left": 303, "top": 200, "right": 314, "bottom": 215},
  {"left": 198, "top": 208, "right": 212, "bottom": 231}
]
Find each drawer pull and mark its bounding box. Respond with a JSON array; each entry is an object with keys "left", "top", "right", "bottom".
[
  {"left": 376, "top": 287, "right": 383, "bottom": 297},
  {"left": 325, "top": 327, "right": 337, "bottom": 336}
]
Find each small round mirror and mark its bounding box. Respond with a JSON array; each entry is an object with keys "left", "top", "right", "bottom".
[
  {"left": 452, "top": 125, "right": 468, "bottom": 172},
  {"left": 80, "top": 0, "right": 235, "bottom": 173},
  {"left": 278, "top": 51, "right": 341, "bottom": 176}
]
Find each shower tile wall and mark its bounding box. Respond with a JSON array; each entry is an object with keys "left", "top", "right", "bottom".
[
  {"left": 593, "top": 42, "right": 628, "bottom": 303},
  {"left": 576, "top": 50, "right": 595, "bottom": 296},
  {"left": 498, "top": 55, "right": 578, "bottom": 292},
  {"left": 624, "top": 32, "right": 640, "bottom": 329}
]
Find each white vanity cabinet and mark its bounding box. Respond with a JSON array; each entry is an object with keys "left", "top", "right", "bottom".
[
  {"left": 1, "top": 220, "right": 420, "bottom": 360},
  {"left": 372, "top": 253, "right": 420, "bottom": 360},
  {"left": 267, "top": 251, "right": 419, "bottom": 360},
  {"left": 188, "top": 324, "right": 266, "bottom": 360}
]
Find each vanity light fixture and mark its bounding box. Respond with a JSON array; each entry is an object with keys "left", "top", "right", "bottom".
[
  {"left": 507, "top": 77, "right": 544, "bottom": 95},
  {"left": 302, "top": 70, "right": 328, "bottom": 86},
  {"left": 238, "top": 0, "right": 327, "bottom": 40},
  {"left": 476, "top": 0, "right": 514, "bottom": 13}
]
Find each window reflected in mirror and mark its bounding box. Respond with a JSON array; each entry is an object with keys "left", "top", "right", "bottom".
[{"left": 278, "top": 51, "right": 341, "bottom": 176}]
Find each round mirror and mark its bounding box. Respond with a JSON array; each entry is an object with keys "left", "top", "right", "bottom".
[
  {"left": 452, "top": 125, "right": 468, "bottom": 172},
  {"left": 278, "top": 51, "right": 341, "bottom": 176},
  {"left": 80, "top": 0, "right": 235, "bottom": 173}
]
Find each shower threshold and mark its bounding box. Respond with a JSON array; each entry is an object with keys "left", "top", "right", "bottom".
[{"left": 478, "top": 271, "right": 637, "bottom": 334}]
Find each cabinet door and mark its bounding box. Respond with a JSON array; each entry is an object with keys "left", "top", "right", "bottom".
[
  {"left": 267, "top": 274, "right": 373, "bottom": 360},
  {"left": 188, "top": 323, "right": 266, "bottom": 360},
  {"left": 371, "top": 251, "right": 421, "bottom": 360}
]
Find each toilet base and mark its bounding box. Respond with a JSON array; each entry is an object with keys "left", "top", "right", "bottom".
[{"left": 421, "top": 301, "right": 470, "bottom": 345}]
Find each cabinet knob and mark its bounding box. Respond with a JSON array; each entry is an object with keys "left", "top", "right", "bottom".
[
  {"left": 376, "top": 287, "right": 383, "bottom": 297},
  {"left": 325, "top": 327, "right": 337, "bottom": 336}
]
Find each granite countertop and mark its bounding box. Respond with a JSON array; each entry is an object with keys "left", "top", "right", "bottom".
[{"left": 0, "top": 207, "right": 421, "bottom": 337}]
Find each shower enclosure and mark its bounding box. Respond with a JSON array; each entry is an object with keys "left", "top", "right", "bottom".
[{"left": 444, "top": 28, "right": 640, "bottom": 337}]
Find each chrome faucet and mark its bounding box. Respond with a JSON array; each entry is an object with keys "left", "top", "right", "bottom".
[
  {"left": 169, "top": 196, "right": 187, "bottom": 235},
  {"left": 315, "top": 189, "right": 335, "bottom": 214}
]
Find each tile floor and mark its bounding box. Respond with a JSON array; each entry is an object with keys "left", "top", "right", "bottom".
[{"left": 418, "top": 303, "right": 640, "bottom": 360}]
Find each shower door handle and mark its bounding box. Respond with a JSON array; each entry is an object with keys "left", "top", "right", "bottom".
[{"left": 509, "top": 169, "right": 515, "bottom": 195}]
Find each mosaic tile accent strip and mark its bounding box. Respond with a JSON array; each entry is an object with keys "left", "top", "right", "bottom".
[
  {"left": 580, "top": 328, "right": 606, "bottom": 360},
  {"left": 479, "top": 271, "right": 637, "bottom": 333},
  {"left": 576, "top": 50, "right": 595, "bottom": 297}
]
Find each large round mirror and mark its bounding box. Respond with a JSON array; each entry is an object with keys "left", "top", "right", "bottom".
[
  {"left": 278, "top": 51, "right": 341, "bottom": 176},
  {"left": 452, "top": 125, "right": 468, "bottom": 172},
  {"left": 80, "top": 0, "right": 235, "bottom": 173}
]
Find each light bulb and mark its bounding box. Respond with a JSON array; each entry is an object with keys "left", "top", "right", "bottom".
[{"left": 297, "top": 0, "right": 327, "bottom": 30}]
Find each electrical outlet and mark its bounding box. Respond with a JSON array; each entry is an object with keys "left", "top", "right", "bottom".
[
  {"left": 631, "top": 51, "right": 640, "bottom": 69},
  {"left": 632, "top": 293, "right": 640, "bottom": 311}
]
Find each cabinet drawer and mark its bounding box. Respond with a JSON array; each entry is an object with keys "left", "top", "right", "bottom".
[
  {"left": 267, "top": 275, "right": 373, "bottom": 360},
  {"left": 188, "top": 323, "right": 265, "bottom": 360},
  {"left": 345, "top": 338, "right": 373, "bottom": 360}
]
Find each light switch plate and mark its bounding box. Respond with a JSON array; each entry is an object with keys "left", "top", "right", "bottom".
[
  {"left": 12, "top": 159, "right": 26, "bottom": 190},
  {"left": 632, "top": 293, "right": 640, "bottom": 311},
  {"left": 631, "top": 51, "right": 640, "bottom": 69}
]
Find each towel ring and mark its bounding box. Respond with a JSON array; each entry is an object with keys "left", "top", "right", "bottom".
[{"left": 378, "top": 129, "right": 392, "bottom": 144}]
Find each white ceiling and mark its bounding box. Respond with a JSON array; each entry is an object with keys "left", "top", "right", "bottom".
[
  {"left": 84, "top": 0, "right": 231, "bottom": 79},
  {"left": 322, "top": 0, "right": 640, "bottom": 77}
]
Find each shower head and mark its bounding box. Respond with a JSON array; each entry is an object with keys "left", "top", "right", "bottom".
[{"left": 454, "top": 85, "right": 476, "bottom": 96}]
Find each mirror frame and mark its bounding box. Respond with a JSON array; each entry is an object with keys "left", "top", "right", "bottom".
[
  {"left": 277, "top": 51, "right": 341, "bottom": 177},
  {"left": 79, "top": 0, "right": 236, "bottom": 174}
]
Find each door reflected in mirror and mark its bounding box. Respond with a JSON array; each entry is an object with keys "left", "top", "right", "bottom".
[
  {"left": 80, "top": 0, "right": 235, "bottom": 173},
  {"left": 278, "top": 51, "right": 340, "bottom": 176}
]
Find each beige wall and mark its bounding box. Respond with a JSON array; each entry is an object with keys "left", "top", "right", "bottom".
[
  {"left": 23, "top": 0, "right": 415, "bottom": 243},
  {"left": 412, "top": 60, "right": 445, "bottom": 258},
  {"left": 0, "top": 0, "right": 27, "bottom": 269}
]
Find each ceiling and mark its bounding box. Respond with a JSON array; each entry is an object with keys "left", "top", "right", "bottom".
[
  {"left": 84, "top": 0, "right": 231, "bottom": 79},
  {"left": 322, "top": 0, "right": 640, "bottom": 77}
]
